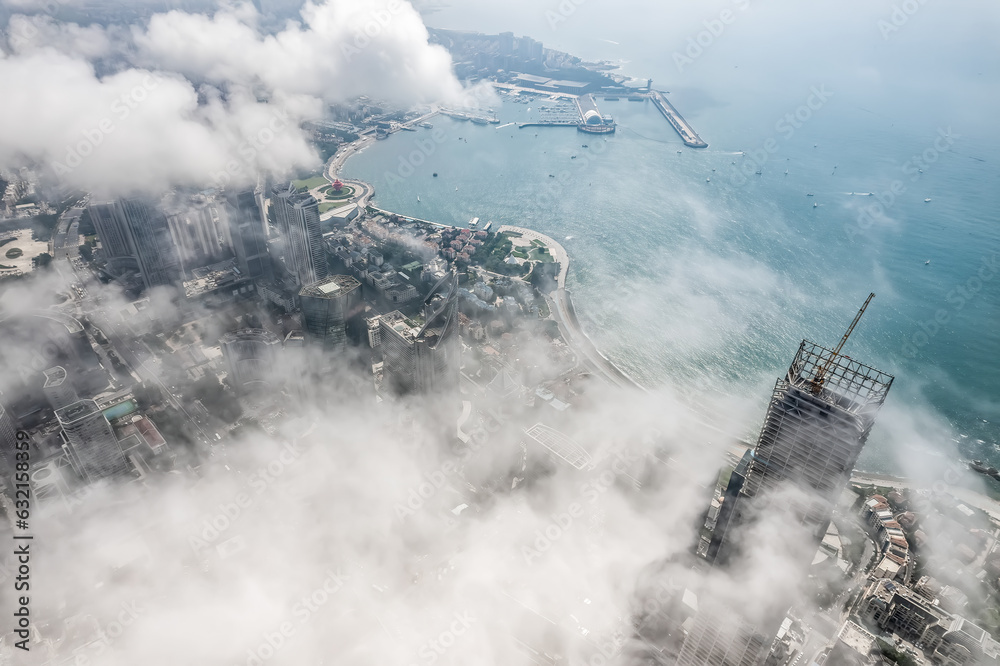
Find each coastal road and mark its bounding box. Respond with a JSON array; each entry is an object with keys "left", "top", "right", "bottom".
[{"left": 498, "top": 224, "right": 644, "bottom": 392}]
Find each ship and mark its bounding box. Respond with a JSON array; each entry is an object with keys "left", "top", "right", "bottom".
[{"left": 468, "top": 217, "right": 479, "bottom": 229}]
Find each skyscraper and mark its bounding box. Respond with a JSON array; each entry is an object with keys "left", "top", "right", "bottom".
[
  {"left": 87, "top": 198, "right": 180, "bottom": 290},
  {"left": 299, "top": 275, "right": 364, "bottom": 351},
  {"left": 42, "top": 366, "right": 79, "bottom": 412},
  {"left": 225, "top": 189, "right": 272, "bottom": 281},
  {"left": 707, "top": 339, "right": 894, "bottom": 565},
  {"left": 0, "top": 401, "right": 18, "bottom": 483},
  {"left": 377, "top": 273, "right": 459, "bottom": 395},
  {"left": 271, "top": 184, "right": 326, "bottom": 286},
  {"left": 118, "top": 197, "right": 180, "bottom": 289},
  {"left": 88, "top": 201, "right": 134, "bottom": 260},
  {"left": 219, "top": 329, "right": 282, "bottom": 394},
  {"left": 55, "top": 400, "right": 130, "bottom": 483}
]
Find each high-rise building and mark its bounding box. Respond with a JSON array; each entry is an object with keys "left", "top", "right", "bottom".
[
  {"left": 42, "top": 366, "right": 79, "bottom": 412},
  {"left": 675, "top": 605, "right": 772, "bottom": 666},
  {"left": 707, "top": 339, "right": 894, "bottom": 565},
  {"left": 55, "top": 400, "right": 130, "bottom": 483},
  {"left": 88, "top": 201, "right": 134, "bottom": 260},
  {"left": 377, "top": 273, "right": 459, "bottom": 395},
  {"left": 88, "top": 198, "right": 180, "bottom": 289},
  {"left": 219, "top": 329, "right": 282, "bottom": 394},
  {"left": 118, "top": 197, "right": 180, "bottom": 289},
  {"left": 165, "top": 198, "right": 228, "bottom": 275},
  {"left": 272, "top": 184, "right": 326, "bottom": 286},
  {"left": 499, "top": 31, "right": 515, "bottom": 56},
  {"left": 0, "top": 401, "right": 18, "bottom": 482},
  {"left": 225, "top": 189, "right": 272, "bottom": 281},
  {"left": 299, "top": 275, "right": 364, "bottom": 351}
]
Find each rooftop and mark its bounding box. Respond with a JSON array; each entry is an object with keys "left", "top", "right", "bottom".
[{"left": 300, "top": 274, "right": 362, "bottom": 299}]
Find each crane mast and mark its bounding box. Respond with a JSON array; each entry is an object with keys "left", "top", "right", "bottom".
[{"left": 809, "top": 292, "right": 875, "bottom": 395}]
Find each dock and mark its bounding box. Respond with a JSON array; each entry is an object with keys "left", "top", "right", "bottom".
[
  {"left": 650, "top": 90, "right": 707, "bottom": 148},
  {"left": 518, "top": 122, "right": 577, "bottom": 128}
]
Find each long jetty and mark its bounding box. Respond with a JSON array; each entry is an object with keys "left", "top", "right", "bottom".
[{"left": 650, "top": 90, "right": 707, "bottom": 148}]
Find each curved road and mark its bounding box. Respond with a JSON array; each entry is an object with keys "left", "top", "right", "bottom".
[{"left": 498, "top": 225, "right": 645, "bottom": 392}]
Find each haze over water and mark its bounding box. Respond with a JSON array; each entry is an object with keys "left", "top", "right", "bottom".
[{"left": 344, "top": 1, "right": 1000, "bottom": 473}]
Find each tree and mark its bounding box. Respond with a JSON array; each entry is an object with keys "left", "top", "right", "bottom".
[{"left": 32, "top": 252, "right": 53, "bottom": 269}]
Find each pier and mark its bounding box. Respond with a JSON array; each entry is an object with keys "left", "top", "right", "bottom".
[
  {"left": 518, "top": 121, "right": 577, "bottom": 128},
  {"left": 650, "top": 90, "right": 707, "bottom": 148}
]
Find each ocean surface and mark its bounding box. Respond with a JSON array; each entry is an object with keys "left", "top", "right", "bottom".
[{"left": 343, "top": 2, "right": 1000, "bottom": 473}]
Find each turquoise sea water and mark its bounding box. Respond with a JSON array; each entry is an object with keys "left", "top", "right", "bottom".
[{"left": 343, "top": 4, "right": 1000, "bottom": 473}]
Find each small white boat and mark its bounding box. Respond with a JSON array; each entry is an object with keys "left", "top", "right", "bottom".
[
  {"left": 706, "top": 178, "right": 711, "bottom": 182},
  {"left": 924, "top": 198, "right": 932, "bottom": 203},
  {"left": 417, "top": 195, "right": 421, "bottom": 202},
  {"left": 925, "top": 259, "right": 931, "bottom": 265},
  {"left": 813, "top": 202, "right": 818, "bottom": 208}
]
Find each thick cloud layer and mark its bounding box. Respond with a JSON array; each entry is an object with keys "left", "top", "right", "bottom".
[{"left": 0, "top": 0, "right": 474, "bottom": 194}]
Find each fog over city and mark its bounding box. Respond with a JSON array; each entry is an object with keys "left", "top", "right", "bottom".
[{"left": 0, "top": 1, "right": 998, "bottom": 665}]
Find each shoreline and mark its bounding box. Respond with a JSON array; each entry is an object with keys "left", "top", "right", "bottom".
[{"left": 322, "top": 117, "right": 998, "bottom": 510}]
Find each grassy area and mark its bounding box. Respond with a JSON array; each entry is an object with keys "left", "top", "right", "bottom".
[
  {"left": 0, "top": 237, "right": 14, "bottom": 248},
  {"left": 530, "top": 239, "right": 545, "bottom": 248},
  {"left": 292, "top": 176, "right": 329, "bottom": 192},
  {"left": 528, "top": 247, "right": 555, "bottom": 262},
  {"left": 511, "top": 249, "right": 528, "bottom": 259},
  {"left": 0, "top": 264, "right": 14, "bottom": 270},
  {"left": 502, "top": 231, "right": 522, "bottom": 239},
  {"left": 5, "top": 248, "right": 23, "bottom": 259},
  {"left": 318, "top": 202, "right": 339, "bottom": 213}
]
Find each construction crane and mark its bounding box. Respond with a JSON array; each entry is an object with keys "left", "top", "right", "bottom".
[{"left": 809, "top": 292, "right": 875, "bottom": 395}]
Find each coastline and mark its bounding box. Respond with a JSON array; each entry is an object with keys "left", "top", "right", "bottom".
[
  {"left": 326, "top": 136, "right": 647, "bottom": 392},
  {"left": 322, "top": 119, "right": 999, "bottom": 511}
]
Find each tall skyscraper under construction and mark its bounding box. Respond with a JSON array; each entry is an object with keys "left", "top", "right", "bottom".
[
  {"left": 674, "top": 295, "right": 893, "bottom": 666},
  {"left": 706, "top": 300, "right": 893, "bottom": 564}
]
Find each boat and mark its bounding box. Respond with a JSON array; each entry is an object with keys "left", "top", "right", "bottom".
[
  {"left": 417, "top": 196, "right": 421, "bottom": 202},
  {"left": 806, "top": 193, "right": 814, "bottom": 197},
  {"left": 925, "top": 260, "right": 931, "bottom": 265},
  {"left": 468, "top": 217, "right": 479, "bottom": 229},
  {"left": 571, "top": 155, "right": 577, "bottom": 159},
  {"left": 924, "top": 198, "right": 932, "bottom": 203},
  {"left": 482, "top": 221, "right": 492, "bottom": 232},
  {"left": 813, "top": 202, "right": 818, "bottom": 208},
  {"left": 419, "top": 122, "right": 434, "bottom": 129},
  {"left": 471, "top": 116, "right": 490, "bottom": 125},
  {"left": 581, "top": 144, "right": 588, "bottom": 148},
  {"left": 755, "top": 170, "right": 762, "bottom": 175}
]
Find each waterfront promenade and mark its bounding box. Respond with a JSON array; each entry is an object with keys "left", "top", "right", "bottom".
[{"left": 497, "top": 225, "right": 645, "bottom": 392}]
